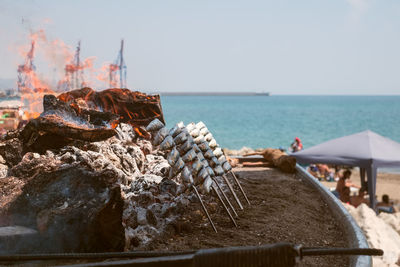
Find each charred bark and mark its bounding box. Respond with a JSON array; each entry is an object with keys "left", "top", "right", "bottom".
[
  {"left": 20, "top": 95, "right": 118, "bottom": 153},
  {"left": 58, "top": 87, "right": 164, "bottom": 135}
]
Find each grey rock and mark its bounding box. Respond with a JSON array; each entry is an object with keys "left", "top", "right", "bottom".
[{"left": 137, "top": 207, "right": 148, "bottom": 225}]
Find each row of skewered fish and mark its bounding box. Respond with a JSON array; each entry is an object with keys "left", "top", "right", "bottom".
[{"left": 146, "top": 118, "right": 250, "bottom": 232}]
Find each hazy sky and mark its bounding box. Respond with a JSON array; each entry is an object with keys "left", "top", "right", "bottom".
[{"left": 0, "top": 0, "right": 400, "bottom": 94}]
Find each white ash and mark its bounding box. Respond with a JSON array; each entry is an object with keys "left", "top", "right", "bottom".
[
  {"left": 0, "top": 160, "right": 8, "bottom": 178},
  {"left": 144, "top": 154, "right": 170, "bottom": 177},
  {"left": 6, "top": 123, "right": 206, "bottom": 250}
]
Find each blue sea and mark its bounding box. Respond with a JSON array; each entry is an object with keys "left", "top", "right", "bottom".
[{"left": 161, "top": 95, "right": 400, "bottom": 151}]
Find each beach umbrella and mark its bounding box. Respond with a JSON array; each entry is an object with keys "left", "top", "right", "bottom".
[{"left": 291, "top": 130, "right": 400, "bottom": 210}]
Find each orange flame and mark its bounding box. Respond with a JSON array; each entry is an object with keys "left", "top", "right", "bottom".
[{"left": 16, "top": 29, "right": 130, "bottom": 117}]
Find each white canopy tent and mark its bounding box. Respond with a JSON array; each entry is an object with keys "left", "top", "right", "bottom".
[{"left": 291, "top": 130, "right": 400, "bottom": 209}]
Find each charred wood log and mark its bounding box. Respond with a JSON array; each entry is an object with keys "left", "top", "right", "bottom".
[
  {"left": 0, "top": 163, "right": 124, "bottom": 253},
  {"left": 20, "top": 95, "right": 118, "bottom": 153},
  {"left": 58, "top": 87, "right": 164, "bottom": 136}
]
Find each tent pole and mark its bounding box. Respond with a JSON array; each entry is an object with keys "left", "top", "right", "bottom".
[
  {"left": 359, "top": 168, "right": 366, "bottom": 188},
  {"left": 366, "top": 165, "right": 377, "bottom": 211}
]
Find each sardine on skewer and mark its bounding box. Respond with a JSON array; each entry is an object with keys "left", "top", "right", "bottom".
[
  {"left": 146, "top": 118, "right": 164, "bottom": 132},
  {"left": 160, "top": 135, "right": 175, "bottom": 151},
  {"left": 167, "top": 147, "right": 180, "bottom": 166},
  {"left": 153, "top": 127, "right": 169, "bottom": 146},
  {"left": 198, "top": 142, "right": 210, "bottom": 152},
  {"left": 174, "top": 132, "right": 188, "bottom": 145},
  {"left": 204, "top": 132, "right": 213, "bottom": 142},
  {"left": 199, "top": 127, "right": 209, "bottom": 136},
  {"left": 182, "top": 149, "right": 197, "bottom": 163}
]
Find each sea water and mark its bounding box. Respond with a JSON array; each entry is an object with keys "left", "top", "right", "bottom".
[{"left": 162, "top": 95, "right": 400, "bottom": 150}]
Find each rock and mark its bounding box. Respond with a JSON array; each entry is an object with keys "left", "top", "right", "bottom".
[
  {"left": 9, "top": 152, "right": 60, "bottom": 179},
  {"left": 146, "top": 209, "right": 157, "bottom": 226},
  {"left": 122, "top": 205, "right": 138, "bottom": 229},
  {"left": 159, "top": 178, "right": 178, "bottom": 196},
  {"left": 0, "top": 164, "right": 8, "bottom": 178},
  {"left": 125, "top": 227, "right": 140, "bottom": 249},
  {"left": 137, "top": 207, "right": 148, "bottom": 225},
  {"left": 148, "top": 203, "right": 163, "bottom": 217},
  {"left": 1, "top": 165, "right": 124, "bottom": 253},
  {"left": 0, "top": 138, "right": 23, "bottom": 167},
  {"left": 130, "top": 225, "right": 159, "bottom": 247},
  {"left": 137, "top": 191, "right": 154, "bottom": 206},
  {"left": 161, "top": 202, "right": 177, "bottom": 218}
]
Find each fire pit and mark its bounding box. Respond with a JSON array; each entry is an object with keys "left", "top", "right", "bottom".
[
  {"left": 0, "top": 88, "right": 248, "bottom": 254},
  {"left": 0, "top": 88, "right": 375, "bottom": 267}
]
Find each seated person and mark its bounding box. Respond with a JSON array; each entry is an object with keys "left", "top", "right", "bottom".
[
  {"left": 307, "top": 164, "right": 335, "bottom": 181},
  {"left": 335, "top": 170, "right": 359, "bottom": 203},
  {"left": 317, "top": 164, "right": 335, "bottom": 182},
  {"left": 377, "top": 194, "right": 396, "bottom": 214},
  {"left": 350, "top": 187, "right": 368, "bottom": 208},
  {"left": 307, "top": 164, "right": 320, "bottom": 179}
]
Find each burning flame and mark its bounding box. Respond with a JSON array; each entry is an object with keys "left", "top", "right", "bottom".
[
  {"left": 96, "top": 63, "right": 120, "bottom": 88},
  {"left": 16, "top": 29, "right": 126, "bottom": 117}
]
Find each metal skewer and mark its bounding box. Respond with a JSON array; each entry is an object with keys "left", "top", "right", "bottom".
[
  {"left": 211, "top": 184, "right": 238, "bottom": 227},
  {"left": 212, "top": 177, "right": 238, "bottom": 217},
  {"left": 229, "top": 170, "right": 251, "bottom": 205},
  {"left": 192, "top": 185, "right": 217, "bottom": 233},
  {"left": 222, "top": 174, "right": 244, "bottom": 210}
]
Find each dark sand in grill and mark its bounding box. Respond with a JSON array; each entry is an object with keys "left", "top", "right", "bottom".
[{"left": 147, "top": 167, "right": 350, "bottom": 267}]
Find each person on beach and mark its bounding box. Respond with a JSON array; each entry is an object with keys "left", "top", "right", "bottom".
[
  {"left": 307, "top": 164, "right": 320, "bottom": 179},
  {"left": 350, "top": 187, "right": 368, "bottom": 208},
  {"left": 317, "top": 164, "right": 335, "bottom": 181},
  {"left": 377, "top": 194, "right": 397, "bottom": 213},
  {"left": 333, "top": 170, "right": 359, "bottom": 203},
  {"left": 307, "top": 164, "right": 335, "bottom": 181},
  {"left": 290, "top": 137, "right": 303, "bottom": 152}
]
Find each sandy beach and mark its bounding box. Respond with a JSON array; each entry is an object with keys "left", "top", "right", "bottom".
[{"left": 320, "top": 170, "right": 400, "bottom": 210}]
